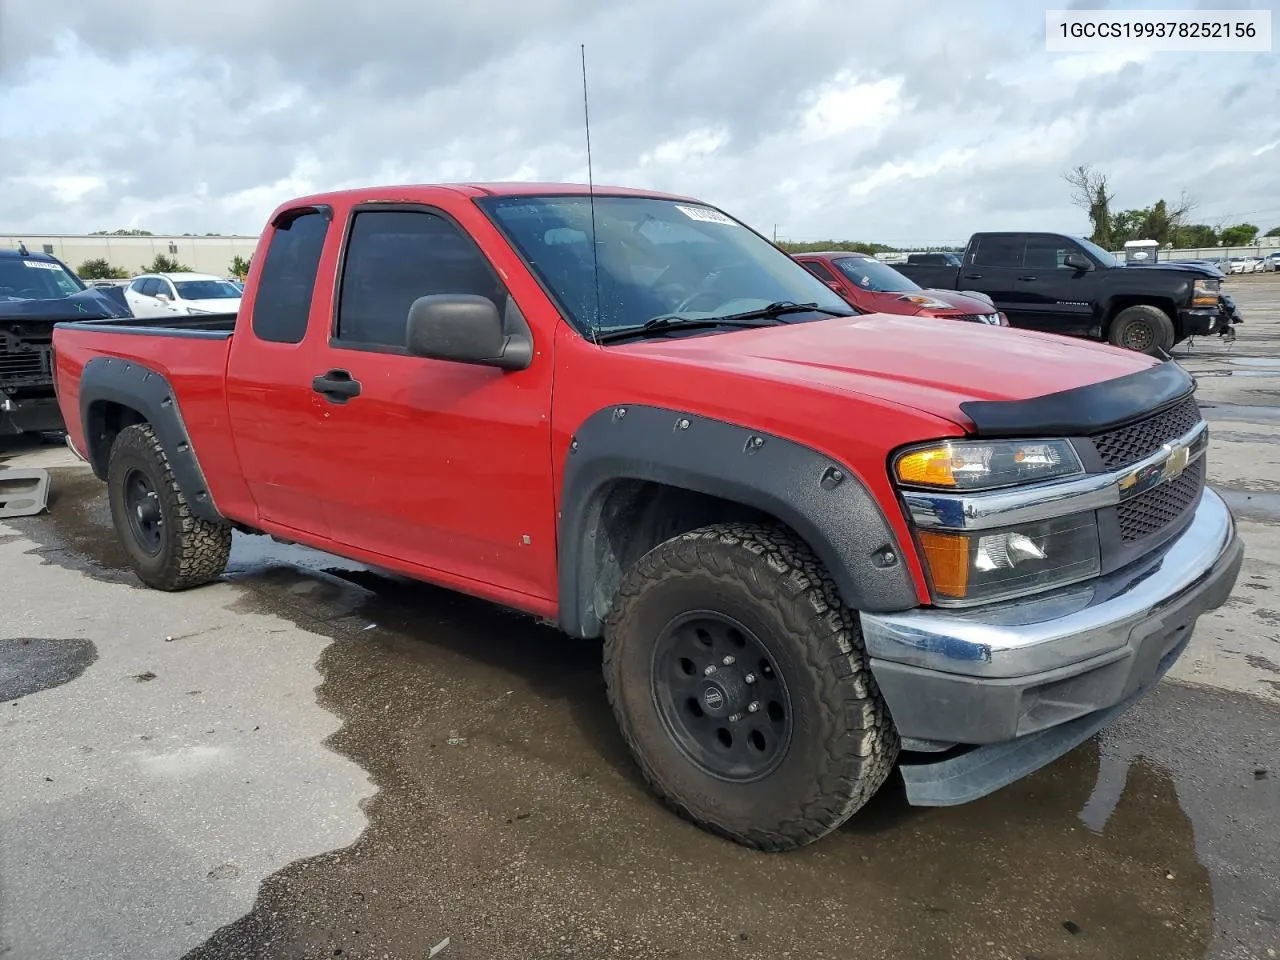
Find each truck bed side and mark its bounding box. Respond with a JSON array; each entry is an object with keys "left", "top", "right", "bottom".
[
  {"left": 53, "top": 316, "right": 254, "bottom": 524},
  {"left": 894, "top": 263, "right": 961, "bottom": 289}
]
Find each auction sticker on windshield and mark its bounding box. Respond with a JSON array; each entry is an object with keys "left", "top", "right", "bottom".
[
  {"left": 22, "top": 261, "right": 64, "bottom": 271},
  {"left": 675, "top": 205, "right": 736, "bottom": 225}
]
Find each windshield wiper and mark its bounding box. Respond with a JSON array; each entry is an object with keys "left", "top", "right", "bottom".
[{"left": 594, "top": 301, "right": 847, "bottom": 345}]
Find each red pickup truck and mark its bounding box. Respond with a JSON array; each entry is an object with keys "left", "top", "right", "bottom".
[{"left": 51, "top": 183, "right": 1243, "bottom": 850}]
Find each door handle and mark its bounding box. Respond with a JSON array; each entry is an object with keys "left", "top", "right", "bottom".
[
  {"left": 1017, "top": 276, "right": 1039, "bottom": 281},
  {"left": 962, "top": 273, "right": 983, "bottom": 279},
  {"left": 312, "top": 369, "right": 362, "bottom": 403}
]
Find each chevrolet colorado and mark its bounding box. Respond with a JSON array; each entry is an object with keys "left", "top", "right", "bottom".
[
  {"left": 896, "top": 230, "right": 1239, "bottom": 354},
  {"left": 52, "top": 184, "right": 1243, "bottom": 850}
]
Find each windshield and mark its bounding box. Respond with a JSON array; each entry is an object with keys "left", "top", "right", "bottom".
[
  {"left": 0, "top": 257, "right": 85, "bottom": 300},
  {"left": 478, "top": 195, "right": 853, "bottom": 337},
  {"left": 1074, "top": 236, "right": 1119, "bottom": 267},
  {"left": 174, "top": 279, "right": 242, "bottom": 300},
  {"left": 832, "top": 256, "right": 921, "bottom": 293}
]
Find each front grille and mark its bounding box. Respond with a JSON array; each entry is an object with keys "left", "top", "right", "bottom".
[
  {"left": 949, "top": 313, "right": 1000, "bottom": 325},
  {"left": 1117, "top": 458, "right": 1204, "bottom": 542},
  {"left": 1091, "top": 395, "right": 1203, "bottom": 470},
  {"left": 0, "top": 342, "right": 52, "bottom": 379}
]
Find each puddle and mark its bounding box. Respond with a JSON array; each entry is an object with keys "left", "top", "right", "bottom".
[
  {"left": 1212, "top": 486, "right": 1280, "bottom": 523},
  {"left": 1227, "top": 357, "right": 1280, "bottom": 368},
  {"left": 0, "top": 637, "right": 97, "bottom": 702},
  {"left": 1185, "top": 369, "right": 1279, "bottom": 378},
  {"left": 9, "top": 469, "right": 1229, "bottom": 959}
]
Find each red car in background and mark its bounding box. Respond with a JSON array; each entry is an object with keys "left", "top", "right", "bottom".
[{"left": 793, "top": 251, "right": 1009, "bottom": 326}]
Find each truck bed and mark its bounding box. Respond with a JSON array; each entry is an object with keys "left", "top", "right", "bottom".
[{"left": 53, "top": 312, "right": 238, "bottom": 338}]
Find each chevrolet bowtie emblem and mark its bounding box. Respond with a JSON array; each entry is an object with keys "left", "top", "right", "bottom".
[{"left": 1161, "top": 442, "right": 1190, "bottom": 483}]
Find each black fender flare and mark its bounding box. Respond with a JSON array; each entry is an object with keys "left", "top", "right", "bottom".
[
  {"left": 78, "top": 355, "right": 224, "bottom": 524},
  {"left": 557, "top": 404, "right": 919, "bottom": 638}
]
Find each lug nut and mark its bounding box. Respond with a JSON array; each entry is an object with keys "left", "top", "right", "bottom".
[
  {"left": 728, "top": 712, "right": 743, "bottom": 723},
  {"left": 747, "top": 701, "right": 760, "bottom": 713},
  {"left": 744, "top": 673, "right": 756, "bottom": 684},
  {"left": 722, "top": 655, "right": 736, "bottom": 666},
  {"left": 703, "top": 665, "right": 717, "bottom": 676}
]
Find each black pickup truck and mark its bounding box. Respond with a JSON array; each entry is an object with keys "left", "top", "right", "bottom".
[
  {"left": 895, "top": 231, "right": 1239, "bottom": 355},
  {"left": 1, "top": 247, "right": 131, "bottom": 436}
]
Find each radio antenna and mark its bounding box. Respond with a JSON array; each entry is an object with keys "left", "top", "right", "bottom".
[{"left": 581, "top": 43, "right": 602, "bottom": 345}]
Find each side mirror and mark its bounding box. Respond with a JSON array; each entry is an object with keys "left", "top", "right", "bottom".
[
  {"left": 1063, "top": 253, "right": 1093, "bottom": 271},
  {"left": 156, "top": 293, "right": 170, "bottom": 302},
  {"left": 405, "top": 294, "right": 533, "bottom": 371}
]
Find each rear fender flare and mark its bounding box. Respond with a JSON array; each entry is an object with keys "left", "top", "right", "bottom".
[
  {"left": 78, "top": 355, "right": 224, "bottom": 523},
  {"left": 557, "top": 404, "right": 919, "bottom": 638}
]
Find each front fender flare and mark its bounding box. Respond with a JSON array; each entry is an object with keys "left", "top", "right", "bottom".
[{"left": 557, "top": 404, "right": 919, "bottom": 638}]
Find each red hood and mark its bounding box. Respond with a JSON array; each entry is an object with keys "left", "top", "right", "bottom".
[{"left": 620, "top": 313, "right": 1157, "bottom": 430}]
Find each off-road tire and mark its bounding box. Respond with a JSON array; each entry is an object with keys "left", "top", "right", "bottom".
[
  {"left": 106, "top": 422, "right": 231, "bottom": 590},
  {"left": 603, "top": 522, "right": 900, "bottom": 851},
  {"left": 1108, "top": 304, "right": 1176, "bottom": 356}
]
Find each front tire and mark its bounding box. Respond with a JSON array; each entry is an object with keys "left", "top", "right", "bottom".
[
  {"left": 107, "top": 422, "right": 231, "bottom": 590},
  {"left": 1107, "top": 304, "right": 1176, "bottom": 355},
  {"left": 603, "top": 523, "right": 899, "bottom": 851}
]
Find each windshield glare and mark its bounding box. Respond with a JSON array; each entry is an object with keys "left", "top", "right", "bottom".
[
  {"left": 174, "top": 279, "right": 242, "bottom": 300},
  {"left": 0, "top": 257, "right": 85, "bottom": 300},
  {"left": 1074, "top": 236, "right": 1119, "bottom": 267},
  {"left": 479, "top": 195, "right": 853, "bottom": 335},
  {"left": 833, "top": 256, "right": 921, "bottom": 294}
]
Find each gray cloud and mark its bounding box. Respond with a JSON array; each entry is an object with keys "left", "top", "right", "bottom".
[{"left": 1, "top": 0, "right": 1275, "bottom": 245}]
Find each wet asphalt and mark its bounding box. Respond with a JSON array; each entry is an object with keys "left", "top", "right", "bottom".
[{"left": 3, "top": 278, "right": 1280, "bottom": 960}]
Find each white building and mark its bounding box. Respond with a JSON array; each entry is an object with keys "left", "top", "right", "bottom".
[{"left": 0, "top": 233, "right": 260, "bottom": 277}]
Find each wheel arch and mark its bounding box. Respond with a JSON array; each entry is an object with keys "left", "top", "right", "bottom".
[
  {"left": 79, "top": 356, "right": 224, "bottom": 523},
  {"left": 1103, "top": 297, "right": 1179, "bottom": 336},
  {"left": 557, "top": 405, "right": 920, "bottom": 638}
]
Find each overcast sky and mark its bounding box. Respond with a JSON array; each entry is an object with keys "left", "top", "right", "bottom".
[{"left": 0, "top": 0, "right": 1276, "bottom": 244}]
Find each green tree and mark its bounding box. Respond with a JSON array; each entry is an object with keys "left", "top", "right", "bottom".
[
  {"left": 1218, "top": 223, "right": 1259, "bottom": 246},
  {"left": 1110, "top": 209, "right": 1147, "bottom": 246},
  {"left": 1265, "top": 226, "right": 1280, "bottom": 237},
  {"left": 90, "top": 228, "right": 153, "bottom": 236},
  {"left": 76, "top": 257, "right": 129, "bottom": 280},
  {"left": 142, "top": 254, "right": 192, "bottom": 273},
  {"left": 775, "top": 240, "right": 893, "bottom": 255},
  {"left": 1064, "top": 164, "right": 1114, "bottom": 248},
  {"left": 228, "top": 254, "right": 251, "bottom": 278},
  {"left": 1177, "top": 224, "right": 1218, "bottom": 247}
]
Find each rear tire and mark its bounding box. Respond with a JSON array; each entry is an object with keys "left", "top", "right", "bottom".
[
  {"left": 603, "top": 522, "right": 899, "bottom": 851},
  {"left": 107, "top": 422, "right": 231, "bottom": 590},
  {"left": 1107, "top": 304, "right": 1176, "bottom": 355}
]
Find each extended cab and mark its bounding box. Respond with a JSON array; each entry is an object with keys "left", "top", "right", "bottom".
[
  {"left": 895, "top": 231, "right": 1236, "bottom": 355},
  {"left": 52, "top": 184, "right": 1243, "bottom": 850}
]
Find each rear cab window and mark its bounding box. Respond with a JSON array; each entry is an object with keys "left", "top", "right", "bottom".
[{"left": 251, "top": 207, "right": 331, "bottom": 344}]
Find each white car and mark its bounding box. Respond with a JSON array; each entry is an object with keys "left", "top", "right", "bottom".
[
  {"left": 1262, "top": 253, "right": 1280, "bottom": 273},
  {"left": 124, "top": 272, "right": 242, "bottom": 318}
]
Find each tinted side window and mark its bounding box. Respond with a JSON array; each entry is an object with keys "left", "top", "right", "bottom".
[
  {"left": 141, "top": 278, "right": 161, "bottom": 296},
  {"left": 1025, "top": 237, "right": 1076, "bottom": 269},
  {"left": 251, "top": 209, "right": 329, "bottom": 345},
  {"left": 972, "top": 237, "right": 1025, "bottom": 268},
  {"left": 336, "top": 209, "right": 505, "bottom": 348},
  {"left": 801, "top": 260, "right": 839, "bottom": 283}
]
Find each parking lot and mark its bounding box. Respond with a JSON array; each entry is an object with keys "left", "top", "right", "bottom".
[{"left": 2, "top": 278, "right": 1279, "bottom": 960}]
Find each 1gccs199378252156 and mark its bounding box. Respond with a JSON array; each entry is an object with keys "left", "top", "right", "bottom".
[{"left": 1046, "top": 8, "right": 1271, "bottom": 52}]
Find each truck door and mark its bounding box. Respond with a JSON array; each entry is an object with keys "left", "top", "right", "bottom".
[
  {"left": 959, "top": 236, "right": 1031, "bottom": 324},
  {"left": 225, "top": 205, "right": 337, "bottom": 537},
  {"left": 1016, "top": 235, "right": 1097, "bottom": 335},
  {"left": 312, "top": 204, "right": 557, "bottom": 604}
]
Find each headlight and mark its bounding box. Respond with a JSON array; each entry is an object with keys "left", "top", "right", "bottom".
[
  {"left": 1192, "top": 278, "right": 1219, "bottom": 307},
  {"left": 916, "top": 513, "right": 1101, "bottom": 605},
  {"left": 900, "top": 294, "right": 953, "bottom": 310},
  {"left": 894, "top": 439, "right": 1083, "bottom": 491}
]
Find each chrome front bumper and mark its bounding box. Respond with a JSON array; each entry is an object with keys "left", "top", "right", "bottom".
[{"left": 861, "top": 486, "right": 1241, "bottom": 747}]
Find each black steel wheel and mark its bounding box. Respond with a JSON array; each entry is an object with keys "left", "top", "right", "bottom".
[
  {"left": 651, "top": 611, "right": 793, "bottom": 783},
  {"left": 107, "top": 422, "right": 231, "bottom": 591},
  {"left": 1108, "top": 304, "right": 1175, "bottom": 356},
  {"left": 603, "top": 522, "right": 899, "bottom": 851},
  {"left": 123, "top": 467, "right": 164, "bottom": 557}
]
